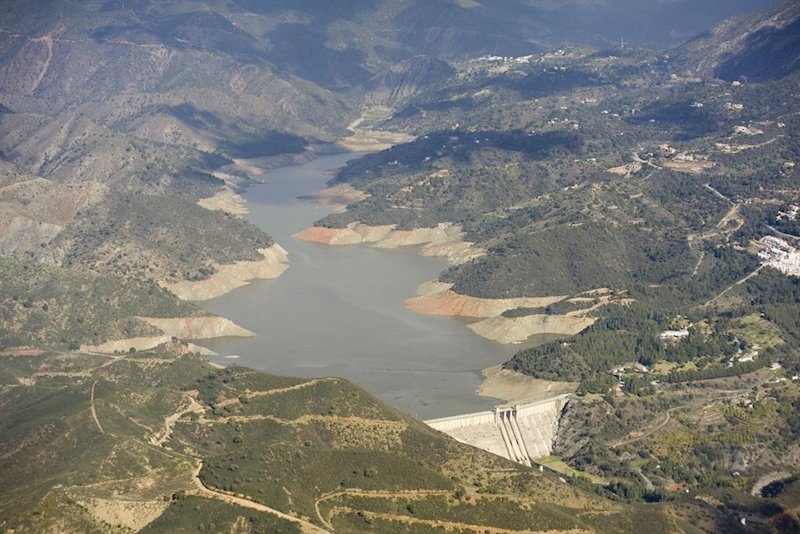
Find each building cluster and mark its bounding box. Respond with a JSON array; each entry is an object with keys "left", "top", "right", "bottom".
[
  {"left": 610, "top": 362, "right": 650, "bottom": 376},
  {"left": 658, "top": 329, "right": 690, "bottom": 342},
  {"left": 757, "top": 236, "right": 800, "bottom": 276},
  {"left": 777, "top": 204, "right": 799, "bottom": 222}
]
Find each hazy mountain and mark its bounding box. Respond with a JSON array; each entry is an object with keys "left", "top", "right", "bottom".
[
  {"left": 520, "top": 0, "right": 783, "bottom": 47},
  {"left": 673, "top": 0, "right": 800, "bottom": 81}
]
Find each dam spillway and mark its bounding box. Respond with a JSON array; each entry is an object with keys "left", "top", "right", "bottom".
[{"left": 425, "top": 394, "right": 570, "bottom": 466}]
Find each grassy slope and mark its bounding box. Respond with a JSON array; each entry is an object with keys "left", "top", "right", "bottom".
[{"left": 0, "top": 257, "right": 195, "bottom": 350}]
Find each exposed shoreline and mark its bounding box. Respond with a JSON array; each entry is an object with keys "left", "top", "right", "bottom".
[
  {"left": 407, "top": 283, "right": 624, "bottom": 344},
  {"left": 294, "top": 222, "right": 600, "bottom": 344},
  {"left": 405, "top": 281, "right": 595, "bottom": 343},
  {"left": 405, "top": 281, "right": 565, "bottom": 319},
  {"left": 468, "top": 314, "right": 596, "bottom": 344},
  {"left": 87, "top": 141, "right": 380, "bottom": 356},
  {"left": 479, "top": 364, "right": 577, "bottom": 405},
  {"left": 168, "top": 130, "right": 582, "bottom": 402},
  {"left": 164, "top": 244, "right": 289, "bottom": 302},
  {"left": 79, "top": 315, "right": 254, "bottom": 354},
  {"left": 297, "top": 183, "right": 370, "bottom": 213},
  {"left": 293, "top": 221, "right": 485, "bottom": 266}
]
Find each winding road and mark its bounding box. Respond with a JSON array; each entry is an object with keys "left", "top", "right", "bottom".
[
  {"left": 90, "top": 380, "right": 105, "bottom": 434},
  {"left": 191, "top": 461, "right": 327, "bottom": 533}
]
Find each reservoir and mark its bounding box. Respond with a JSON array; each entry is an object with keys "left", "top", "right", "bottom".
[{"left": 201, "top": 153, "right": 517, "bottom": 419}]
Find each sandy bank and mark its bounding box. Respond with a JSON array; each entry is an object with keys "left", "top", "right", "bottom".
[
  {"left": 406, "top": 284, "right": 620, "bottom": 343},
  {"left": 293, "top": 222, "right": 484, "bottom": 265},
  {"left": 138, "top": 316, "right": 254, "bottom": 340},
  {"left": 79, "top": 314, "right": 252, "bottom": 355},
  {"left": 298, "top": 184, "right": 369, "bottom": 213},
  {"left": 80, "top": 335, "right": 216, "bottom": 355},
  {"left": 229, "top": 151, "right": 318, "bottom": 176},
  {"left": 335, "top": 131, "right": 415, "bottom": 153},
  {"left": 468, "top": 314, "right": 596, "bottom": 344},
  {"left": 479, "top": 365, "right": 577, "bottom": 405},
  {"left": 404, "top": 281, "right": 565, "bottom": 319},
  {"left": 165, "top": 244, "right": 289, "bottom": 301},
  {"left": 293, "top": 223, "right": 393, "bottom": 245}
]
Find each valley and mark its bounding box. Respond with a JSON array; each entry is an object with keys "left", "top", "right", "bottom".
[
  {"left": 198, "top": 153, "right": 522, "bottom": 419},
  {"left": 1, "top": 0, "right": 799, "bottom": 531}
]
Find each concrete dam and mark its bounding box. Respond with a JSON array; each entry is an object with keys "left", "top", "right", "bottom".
[{"left": 425, "top": 394, "right": 571, "bottom": 467}]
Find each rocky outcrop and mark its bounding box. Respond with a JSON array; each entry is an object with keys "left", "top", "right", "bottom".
[
  {"left": 197, "top": 187, "right": 248, "bottom": 216},
  {"left": 293, "top": 222, "right": 484, "bottom": 265},
  {"left": 673, "top": 1, "right": 800, "bottom": 81},
  {"left": 361, "top": 57, "right": 456, "bottom": 108},
  {"left": 165, "top": 244, "right": 289, "bottom": 301},
  {"left": 468, "top": 314, "right": 595, "bottom": 344},
  {"left": 478, "top": 365, "right": 577, "bottom": 405},
  {"left": 0, "top": 164, "right": 106, "bottom": 259},
  {"left": 0, "top": 215, "right": 62, "bottom": 257},
  {"left": 404, "top": 281, "right": 565, "bottom": 319},
  {"left": 80, "top": 336, "right": 175, "bottom": 354}
]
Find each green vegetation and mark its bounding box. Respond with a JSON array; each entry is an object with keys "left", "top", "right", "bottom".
[
  {"left": 0, "top": 348, "right": 732, "bottom": 532},
  {"left": 536, "top": 456, "right": 609, "bottom": 485},
  {"left": 500, "top": 299, "right": 598, "bottom": 318},
  {"left": 321, "top": 129, "right": 587, "bottom": 233},
  {"left": 57, "top": 192, "right": 272, "bottom": 283},
  {"left": 142, "top": 496, "right": 300, "bottom": 533},
  {"left": 508, "top": 308, "right": 741, "bottom": 383},
  {"left": 444, "top": 222, "right": 695, "bottom": 298},
  {"left": 508, "top": 265, "right": 800, "bottom": 500}
]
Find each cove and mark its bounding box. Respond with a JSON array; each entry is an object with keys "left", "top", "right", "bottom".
[{"left": 200, "top": 153, "right": 518, "bottom": 419}]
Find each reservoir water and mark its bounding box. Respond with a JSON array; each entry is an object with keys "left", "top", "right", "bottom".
[{"left": 201, "top": 153, "right": 517, "bottom": 419}]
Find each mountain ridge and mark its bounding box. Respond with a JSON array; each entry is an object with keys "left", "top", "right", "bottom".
[{"left": 673, "top": 0, "right": 800, "bottom": 81}]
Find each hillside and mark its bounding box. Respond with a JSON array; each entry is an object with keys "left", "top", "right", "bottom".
[
  {"left": 0, "top": 257, "right": 194, "bottom": 350},
  {"left": 317, "top": 47, "right": 799, "bottom": 301},
  {"left": 0, "top": 346, "right": 735, "bottom": 532}
]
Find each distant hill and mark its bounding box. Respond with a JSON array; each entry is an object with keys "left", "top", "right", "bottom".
[
  {"left": 522, "top": 0, "right": 783, "bottom": 47},
  {"left": 673, "top": 0, "right": 800, "bottom": 81}
]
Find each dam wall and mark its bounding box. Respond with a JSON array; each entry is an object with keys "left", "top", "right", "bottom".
[
  {"left": 425, "top": 394, "right": 571, "bottom": 466},
  {"left": 425, "top": 410, "right": 496, "bottom": 431}
]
